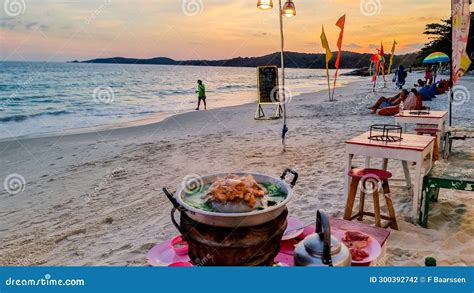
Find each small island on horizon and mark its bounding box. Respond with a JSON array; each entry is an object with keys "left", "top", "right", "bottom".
[{"left": 72, "top": 50, "right": 419, "bottom": 73}]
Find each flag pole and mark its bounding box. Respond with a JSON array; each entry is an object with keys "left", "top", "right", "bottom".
[
  {"left": 278, "top": 0, "right": 288, "bottom": 151},
  {"left": 326, "top": 66, "right": 331, "bottom": 101},
  {"left": 449, "top": 0, "right": 453, "bottom": 127}
]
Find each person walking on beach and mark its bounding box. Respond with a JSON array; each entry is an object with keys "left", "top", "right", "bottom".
[
  {"left": 394, "top": 65, "right": 407, "bottom": 89},
  {"left": 195, "top": 80, "right": 206, "bottom": 110}
]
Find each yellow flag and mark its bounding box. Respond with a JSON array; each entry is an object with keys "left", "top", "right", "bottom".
[
  {"left": 454, "top": 52, "right": 472, "bottom": 79},
  {"left": 320, "top": 25, "right": 332, "bottom": 64},
  {"left": 320, "top": 25, "right": 332, "bottom": 101},
  {"left": 388, "top": 40, "right": 397, "bottom": 74}
]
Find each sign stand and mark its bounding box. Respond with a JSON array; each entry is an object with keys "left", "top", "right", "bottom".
[
  {"left": 255, "top": 65, "right": 282, "bottom": 120},
  {"left": 255, "top": 103, "right": 282, "bottom": 119}
]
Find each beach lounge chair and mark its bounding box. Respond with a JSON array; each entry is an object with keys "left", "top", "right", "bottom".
[
  {"left": 419, "top": 155, "right": 474, "bottom": 227},
  {"left": 442, "top": 126, "right": 474, "bottom": 159}
]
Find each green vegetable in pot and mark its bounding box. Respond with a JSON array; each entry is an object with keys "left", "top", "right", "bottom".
[{"left": 261, "top": 183, "right": 286, "bottom": 197}]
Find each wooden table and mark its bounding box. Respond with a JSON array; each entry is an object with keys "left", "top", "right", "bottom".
[
  {"left": 345, "top": 131, "right": 435, "bottom": 222},
  {"left": 395, "top": 110, "right": 448, "bottom": 147}
]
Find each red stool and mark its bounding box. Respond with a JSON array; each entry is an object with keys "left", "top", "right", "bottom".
[
  {"left": 415, "top": 128, "right": 439, "bottom": 161},
  {"left": 343, "top": 168, "right": 398, "bottom": 230}
]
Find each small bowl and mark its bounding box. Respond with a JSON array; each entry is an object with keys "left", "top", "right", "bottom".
[
  {"left": 168, "top": 261, "right": 193, "bottom": 267},
  {"left": 170, "top": 235, "right": 188, "bottom": 256}
]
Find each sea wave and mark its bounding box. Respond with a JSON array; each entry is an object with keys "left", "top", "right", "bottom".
[
  {"left": 0, "top": 110, "right": 72, "bottom": 123},
  {"left": 285, "top": 75, "right": 323, "bottom": 80},
  {"left": 216, "top": 84, "right": 254, "bottom": 90},
  {"left": 0, "top": 114, "right": 29, "bottom": 122},
  {"left": 158, "top": 89, "right": 191, "bottom": 96}
]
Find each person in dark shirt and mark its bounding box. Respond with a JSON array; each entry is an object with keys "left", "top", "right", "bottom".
[
  {"left": 394, "top": 65, "right": 407, "bottom": 89},
  {"left": 418, "top": 83, "right": 446, "bottom": 101}
]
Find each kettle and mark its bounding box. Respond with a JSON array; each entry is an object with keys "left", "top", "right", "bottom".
[{"left": 294, "top": 211, "right": 351, "bottom": 266}]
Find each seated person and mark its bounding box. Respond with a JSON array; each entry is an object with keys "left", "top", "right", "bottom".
[
  {"left": 414, "top": 79, "right": 426, "bottom": 88},
  {"left": 418, "top": 82, "right": 446, "bottom": 101},
  {"left": 368, "top": 89, "right": 409, "bottom": 113},
  {"left": 405, "top": 88, "right": 423, "bottom": 110},
  {"left": 439, "top": 79, "right": 451, "bottom": 91},
  {"left": 377, "top": 89, "right": 422, "bottom": 116}
]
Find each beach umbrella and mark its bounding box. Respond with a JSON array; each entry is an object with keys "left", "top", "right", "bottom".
[{"left": 423, "top": 52, "right": 450, "bottom": 64}]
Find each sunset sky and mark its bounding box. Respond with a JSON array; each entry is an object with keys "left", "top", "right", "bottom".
[{"left": 0, "top": 0, "right": 451, "bottom": 62}]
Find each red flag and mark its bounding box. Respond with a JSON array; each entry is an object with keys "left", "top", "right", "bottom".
[
  {"left": 371, "top": 54, "right": 380, "bottom": 83},
  {"left": 334, "top": 15, "right": 346, "bottom": 68},
  {"left": 331, "top": 14, "right": 345, "bottom": 100},
  {"left": 380, "top": 42, "right": 386, "bottom": 82}
]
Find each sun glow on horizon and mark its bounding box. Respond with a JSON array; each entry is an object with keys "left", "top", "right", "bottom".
[{"left": 0, "top": 0, "right": 451, "bottom": 62}]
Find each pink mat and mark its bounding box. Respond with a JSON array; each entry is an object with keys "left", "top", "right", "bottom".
[
  {"left": 147, "top": 217, "right": 389, "bottom": 266},
  {"left": 146, "top": 238, "right": 190, "bottom": 266}
]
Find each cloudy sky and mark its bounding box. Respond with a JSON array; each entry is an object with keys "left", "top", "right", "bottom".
[{"left": 0, "top": 0, "right": 451, "bottom": 61}]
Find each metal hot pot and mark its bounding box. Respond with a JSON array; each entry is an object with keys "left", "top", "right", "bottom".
[
  {"left": 163, "top": 168, "right": 298, "bottom": 228},
  {"left": 162, "top": 169, "right": 298, "bottom": 266}
]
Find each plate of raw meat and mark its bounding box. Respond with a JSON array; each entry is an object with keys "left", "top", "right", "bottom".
[{"left": 335, "top": 230, "right": 382, "bottom": 265}]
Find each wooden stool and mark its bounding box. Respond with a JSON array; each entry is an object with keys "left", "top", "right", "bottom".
[
  {"left": 343, "top": 168, "right": 398, "bottom": 230},
  {"left": 415, "top": 128, "right": 439, "bottom": 161}
]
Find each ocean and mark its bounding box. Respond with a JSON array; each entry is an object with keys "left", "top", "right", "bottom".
[{"left": 0, "top": 62, "right": 362, "bottom": 140}]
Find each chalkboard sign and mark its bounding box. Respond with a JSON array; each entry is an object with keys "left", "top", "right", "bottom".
[{"left": 257, "top": 66, "right": 279, "bottom": 104}]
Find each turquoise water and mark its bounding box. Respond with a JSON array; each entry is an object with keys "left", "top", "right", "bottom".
[{"left": 0, "top": 62, "right": 360, "bottom": 139}]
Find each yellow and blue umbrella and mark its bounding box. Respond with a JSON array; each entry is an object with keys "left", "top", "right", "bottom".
[{"left": 423, "top": 52, "right": 450, "bottom": 64}]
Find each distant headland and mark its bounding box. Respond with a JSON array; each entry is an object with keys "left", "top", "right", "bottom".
[{"left": 72, "top": 51, "right": 418, "bottom": 71}]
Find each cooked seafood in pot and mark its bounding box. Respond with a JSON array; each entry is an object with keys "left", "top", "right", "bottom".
[
  {"left": 202, "top": 174, "right": 267, "bottom": 208},
  {"left": 182, "top": 174, "right": 288, "bottom": 213}
]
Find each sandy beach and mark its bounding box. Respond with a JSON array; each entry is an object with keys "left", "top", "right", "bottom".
[{"left": 0, "top": 72, "right": 473, "bottom": 266}]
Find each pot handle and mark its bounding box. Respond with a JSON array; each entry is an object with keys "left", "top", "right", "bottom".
[
  {"left": 163, "top": 188, "right": 187, "bottom": 236},
  {"left": 162, "top": 187, "right": 186, "bottom": 211},
  {"left": 280, "top": 168, "right": 298, "bottom": 187},
  {"left": 170, "top": 207, "right": 185, "bottom": 236},
  {"left": 316, "top": 210, "right": 333, "bottom": 266}
]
